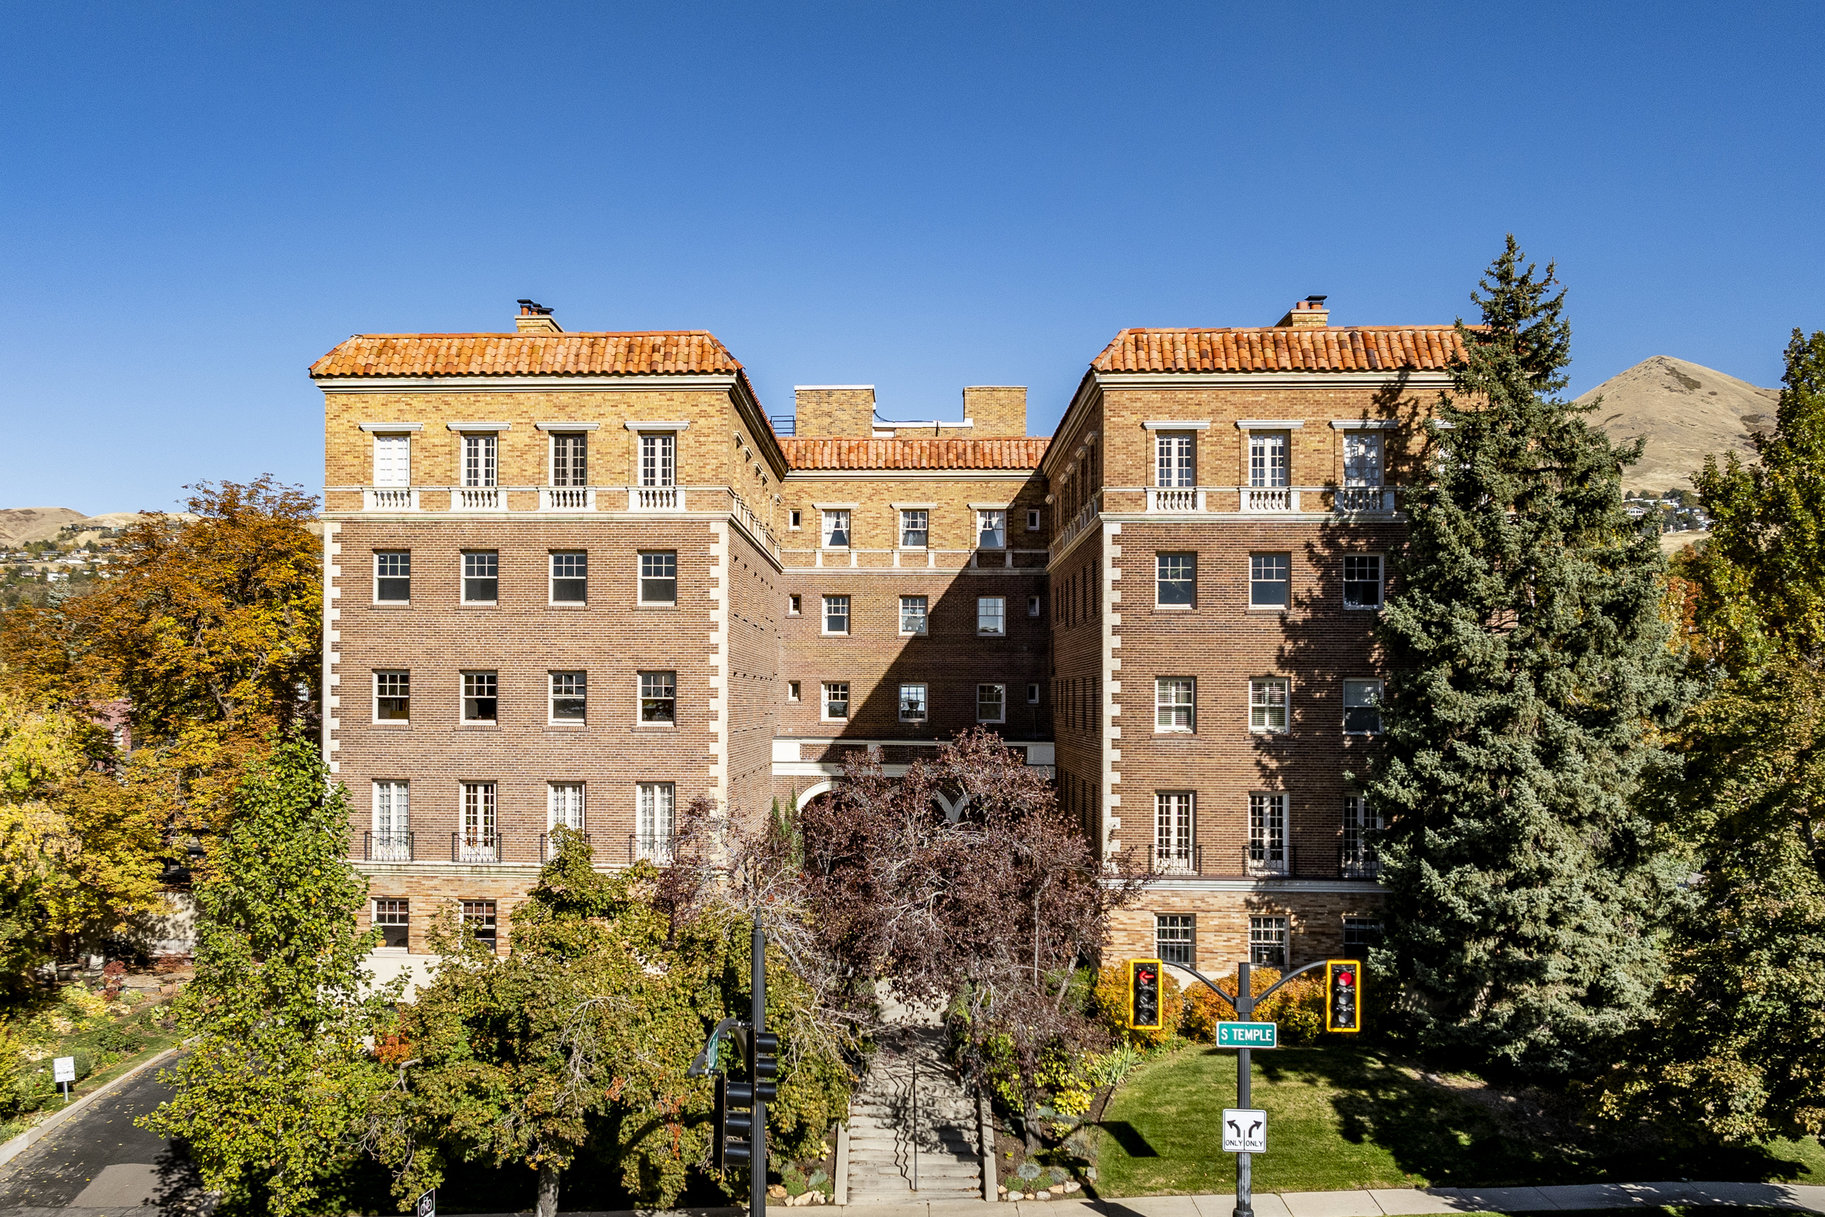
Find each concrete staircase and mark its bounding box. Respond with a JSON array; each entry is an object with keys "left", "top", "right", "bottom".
[{"left": 844, "top": 1025, "right": 983, "bottom": 1204}]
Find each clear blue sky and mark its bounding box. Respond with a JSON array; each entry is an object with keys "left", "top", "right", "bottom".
[{"left": 2, "top": 2, "right": 1820, "bottom": 514}]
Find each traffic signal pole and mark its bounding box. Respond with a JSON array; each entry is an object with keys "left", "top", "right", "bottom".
[
  {"left": 751, "top": 913, "right": 766, "bottom": 1217},
  {"left": 1234, "top": 960, "right": 1253, "bottom": 1217}
]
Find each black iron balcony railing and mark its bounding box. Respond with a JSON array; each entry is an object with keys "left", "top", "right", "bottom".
[
  {"left": 364, "top": 831, "right": 414, "bottom": 862},
  {"left": 1149, "top": 844, "right": 1202, "bottom": 875},
  {"left": 628, "top": 833, "right": 676, "bottom": 865},
  {"left": 452, "top": 830, "right": 505, "bottom": 864}
]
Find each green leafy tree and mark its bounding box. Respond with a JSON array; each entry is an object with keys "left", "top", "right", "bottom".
[
  {"left": 1366, "top": 236, "right": 1692, "bottom": 1076},
  {"left": 141, "top": 731, "right": 398, "bottom": 1216},
  {"left": 1604, "top": 329, "right": 1825, "bottom": 1140},
  {"left": 372, "top": 829, "right": 849, "bottom": 1217}
]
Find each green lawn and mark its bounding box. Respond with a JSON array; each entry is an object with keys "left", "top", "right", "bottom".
[{"left": 1092, "top": 1045, "right": 1825, "bottom": 1196}]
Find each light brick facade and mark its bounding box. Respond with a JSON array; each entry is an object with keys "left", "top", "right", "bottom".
[{"left": 317, "top": 303, "right": 1459, "bottom": 975}]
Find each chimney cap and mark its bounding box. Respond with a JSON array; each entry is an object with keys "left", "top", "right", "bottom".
[
  {"left": 517, "top": 299, "right": 553, "bottom": 316},
  {"left": 1277, "top": 295, "right": 1331, "bottom": 328},
  {"left": 1304, "top": 294, "right": 1327, "bottom": 305}
]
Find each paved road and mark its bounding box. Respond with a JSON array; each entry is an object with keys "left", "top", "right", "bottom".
[{"left": 0, "top": 1062, "right": 209, "bottom": 1216}]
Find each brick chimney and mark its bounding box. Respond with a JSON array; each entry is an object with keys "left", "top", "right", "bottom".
[
  {"left": 515, "top": 299, "right": 563, "bottom": 334},
  {"left": 962, "top": 386, "right": 1028, "bottom": 436},
  {"left": 794, "top": 386, "right": 876, "bottom": 437},
  {"left": 1275, "top": 295, "right": 1329, "bottom": 329}
]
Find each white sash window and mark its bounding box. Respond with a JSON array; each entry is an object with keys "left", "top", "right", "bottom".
[
  {"left": 548, "top": 782, "right": 585, "bottom": 832},
  {"left": 373, "top": 434, "right": 411, "bottom": 486}
]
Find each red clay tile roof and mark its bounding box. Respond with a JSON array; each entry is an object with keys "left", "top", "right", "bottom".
[
  {"left": 1092, "top": 326, "right": 1467, "bottom": 374},
  {"left": 309, "top": 332, "right": 742, "bottom": 378},
  {"left": 780, "top": 437, "right": 1048, "bottom": 471}
]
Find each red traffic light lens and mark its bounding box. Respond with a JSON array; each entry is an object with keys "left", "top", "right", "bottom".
[{"left": 1337, "top": 972, "right": 1354, "bottom": 986}]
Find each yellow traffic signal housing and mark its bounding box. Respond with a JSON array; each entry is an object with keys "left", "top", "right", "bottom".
[
  {"left": 1325, "top": 959, "right": 1362, "bottom": 1033},
  {"left": 1128, "top": 958, "right": 1163, "bottom": 1029}
]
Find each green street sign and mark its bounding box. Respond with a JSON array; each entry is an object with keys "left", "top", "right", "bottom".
[{"left": 1215, "top": 1021, "right": 1278, "bottom": 1049}]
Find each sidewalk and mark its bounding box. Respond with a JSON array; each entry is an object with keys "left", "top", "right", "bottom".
[{"left": 461, "top": 1180, "right": 1825, "bottom": 1217}]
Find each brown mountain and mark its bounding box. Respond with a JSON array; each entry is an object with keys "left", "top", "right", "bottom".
[
  {"left": 1577, "top": 356, "right": 1777, "bottom": 492},
  {"left": 0, "top": 507, "right": 86, "bottom": 547}
]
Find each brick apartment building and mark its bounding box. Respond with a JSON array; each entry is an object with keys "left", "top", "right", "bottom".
[{"left": 312, "top": 298, "right": 1463, "bottom": 982}]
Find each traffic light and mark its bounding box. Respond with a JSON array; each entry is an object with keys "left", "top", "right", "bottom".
[
  {"left": 1325, "top": 959, "right": 1362, "bottom": 1033},
  {"left": 748, "top": 1030, "right": 780, "bottom": 1103},
  {"left": 713, "top": 1071, "right": 755, "bottom": 1169},
  {"left": 1128, "top": 958, "right": 1163, "bottom": 1030}
]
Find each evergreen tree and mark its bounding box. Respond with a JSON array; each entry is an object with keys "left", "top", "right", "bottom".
[
  {"left": 1366, "top": 237, "right": 1692, "bottom": 1076},
  {"left": 1604, "top": 329, "right": 1825, "bottom": 1140},
  {"left": 142, "top": 731, "right": 398, "bottom": 1216}
]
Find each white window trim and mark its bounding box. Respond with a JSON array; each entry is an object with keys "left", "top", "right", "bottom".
[
  {"left": 1248, "top": 553, "right": 1292, "bottom": 611},
  {"left": 1155, "top": 553, "right": 1196, "bottom": 611},
  {"left": 547, "top": 671, "right": 587, "bottom": 727},
  {"left": 821, "top": 509, "right": 852, "bottom": 549},
  {"left": 547, "top": 552, "right": 587, "bottom": 607},
  {"left": 637, "top": 552, "right": 677, "bottom": 607},
  {"left": 445, "top": 421, "right": 512, "bottom": 431},
  {"left": 1140, "top": 420, "right": 1212, "bottom": 431},
  {"left": 786, "top": 681, "right": 801, "bottom": 702},
  {"left": 1155, "top": 677, "right": 1195, "bottom": 734},
  {"left": 977, "top": 683, "right": 1007, "bottom": 724},
  {"left": 546, "top": 782, "right": 586, "bottom": 832},
  {"left": 373, "top": 551, "right": 410, "bottom": 604},
  {"left": 1342, "top": 553, "right": 1387, "bottom": 610},
  {"left": 1343, "top": 678, "right": 1385, "bottom": 735},
  {"left": 1026, "top": 508, "right": 1043, "bottom": 530},
  {"left": 898, "top": 683, "right": 929, "bottom": 723},
  {"left": 1234, "top": 419, "right": 1306, "bottom": 430},
  {"left": 1329, "top": 419, "right": 1400, "bottom": 430},
  {"left": 1248, "top": 676, "right": 1292, "bottom": 735},
  {"left": 358, "top": 422, "right": 424, "bottom": 432},
  {"left": 372, "top": 671, "right": 410, "bottom": 725},
  {"left": 976, "top": 596, "right": 1007, "bottom": 637},
  {"left": 1026, "top": 682, "right": 1041, "bottom": 704},
  {"left": 622, "top": 420, "right": 690, "bottom": 432},
  {"left": 533, "top": 421, "right": 602, "bottom": 431},
  {"left": 820, "top": 682, "right": 850, "bottom": 723},
  {"left": 461, "top": 671, "right": 499, "bottom": 726},
  {"left": 788, "top": 511, "right": 803, "bottom": 530},
  {"left": 460, "top": 551, "right": 499, "bottom": 606},
  {"left": 822, "top": 596, "right": 850, "bottom": 636},
  {"left": 899, "top": 596, "right": 929, "bottom": 637}
]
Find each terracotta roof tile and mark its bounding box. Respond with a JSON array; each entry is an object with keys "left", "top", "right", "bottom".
[
  {"left": 309, "top": 331, "right": 743, "bottom": 378},
  {"left": 779, "top": 437, "right": 1048, "bottom": 471},
  {"left": 1091, "top": 325, "right": 1467, "bottom": 374}
]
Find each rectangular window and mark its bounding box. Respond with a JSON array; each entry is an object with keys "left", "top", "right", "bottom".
[
  {"left": 375, "top": 671, "right": 410, "bottom": 722},
  {"left": 463, "top": 434, "right": 498, "bottom": 488},
  {"left": 639, "top": 551, "right": 677, "bottom": 605},
  {"left": 1027, "top": 594, "right": 1041, "bottom": 618},
  {"left": 1249, "top": 915, "right": 1289, "bottom": 968},
  {"left": 1248, "top": 794, "right": 1289, "bottom": 876},
  {"left": 1155, "top": 791, "right": 1194, "bottom": 868},
  {"left": 549, "top": 552, "right": 587, "bottom": 603},
  {"left": 372, "top": 780, "right": 410, "bottom": 861},
  {"left": 977, "top": 509, "right": 1006, "bottom": 550},
  {"left": 636, "top": 782, "right": 676, "bottom": 861},
  {"left": 977, "top": 596, "right": 1006, "bottom": 636},
  {"left": 787, "top": 680, "right": 801, "bottom": 702},
  {"left": 899, "top": 509, "right": 928, "bottom": 548},
  {"left": 1026, "top": 681, "right": 1040, "bottom": 704},
  {"left": 462, "top": 551, "right": 499, "bottom": 604},
  {"left": 789, "top": 509, "right": 802, "bottom": 530},
  {"left": 1343, "top": 431, "right": 1384, "bottom": 487},
  {"left": 639, "top": 433, "right": 676, "bottom": 487},
  {"left": 1156, "top": 914, "right": 1194, "bottom": 966},
  {"left": 550, "top": 432, "right": 588, "bottom": 486},
  {"left": 1343, "top": 679, "right": 1384, "bottom": 735},
  {"left": 1249, "top": 677, "right": 1290, "bottom": 733},
  {"left": 549, "top": 671, "right": 586, "bottom": 723},
  {"left": 640, "top": 671, "right": 677, "bottom": 724},
  {"left": 462, "top": 671, "right": 499, "bottom": 724},
  {"left": 1250, "top": 553, "right": 1291, "bottom": 608},
  {"left": 899, "top": 683, "right": 928, "bottom": 722},
  {"left": 900, "top": 595, "right": 928, "bottom": 636},
  {"left": 822, "top": 509, "right": 851, "bottom": 548},
  {"left": 823, "top": 595, "right": 850, "bottom": 635},
  {"left": 548, "top": 782, "right": 585, "bottom": 832},
  {"left": 1155, "top": 677, "right": 1194, "bottom": 732},
  {"left": 1026, "top": 507, "right": 1042, "bottom": 531},
  {"left": 374, "top": 898, "right": 409, "bottom": 949},
  {"left": 977, "top": 683, "right": 1005, "bottom": 724},
  {"left": 1343, "top": 555, "right": 1384, "bottom": 609},
  {"left": 461, "top": 898, "right": 498, "bottom": 951},
  {"left": 788, "top": 593, "right": 802, "bottom": 615},
  {"left": 1156, "top": 552, "right": 1195, "bottom": 607},
  {"left": 459, "top": 784, "right": 498, "bottom": 865},
  {"left": 822, "top": 681, "right": 849, "bottom": 721},
  {"left": 1248, "top": 431, "right": 1289, "bottom": 488},
  {"left": 375, "top": 550, "right": 411, "bottom": 602},
  {"left": 1343, "top": 915, "right": 1384, "bottom": 954},
  {"left": 1342, "top": 795, "right": 1383, "bottom": 879},
  {"left": 373, "top": 433, "right": 411, "bottom": 486},
  {"left": 1156, "top": 431, "right": 1195, "bottom": 488}
]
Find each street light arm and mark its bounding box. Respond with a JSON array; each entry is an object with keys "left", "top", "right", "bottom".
[
  {"left": 688, "top": 1017, "right": 746, "bottom": 1077},
  {"left": 1173, "top": 964, "right": 1240, "bottom": 1011},
  {"left": 1248, "top": 958, "right": 1328, "bottom": 1008}
]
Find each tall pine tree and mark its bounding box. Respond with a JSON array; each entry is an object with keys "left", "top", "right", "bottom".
[
  {"left": 1604, "top": 329, "right": 1825, "bottom": 1140},
  {"left": 1367, "top": 237, "right": 1692, "bottom": 1077}
]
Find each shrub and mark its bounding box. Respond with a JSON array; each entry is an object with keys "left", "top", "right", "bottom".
[
  {"left": 1093, "top": 964, "right": 1182, "bottom": 1049},
  {"left": 101, "top": 961, "right": 126, "bottom": 1002},
  {"left": 1196, "top": 966, "right": 1326, "bottom": 1046},
  {"left": 95, "top": 1021, "right": 142, "bottom": 1053},
  {"left": 59, "top": 985, "right": 107, "bottom": 1021}
]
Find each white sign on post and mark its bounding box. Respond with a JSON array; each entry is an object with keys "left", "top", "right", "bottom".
[
  {"left": 52, "top": 1057, "right": 76, "bottom": 1084},
  {"left": 1221, "top": 1108, "right": 1267, "bottom": 1154}
]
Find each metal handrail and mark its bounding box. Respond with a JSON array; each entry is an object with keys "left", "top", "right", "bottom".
[
  {"left": 364, "top": 830, "right": 414, "bottom": 862},
  {"left": 451, "top": 831, "right": 504, "bottom": 863}
]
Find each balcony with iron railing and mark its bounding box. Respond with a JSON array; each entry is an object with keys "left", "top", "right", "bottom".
[
  {"left": 1244, "top": 842, "right": 1293, "bottom": 878},
  {"left": 629, "top": 833, "right": 676, "bottom": 865},
  {"left": 1149, "top": 844, "right": 1202, "bottom": 875},
  {"left": 452, "top": 830, "right": 506, "bottom": 864},
  {"left": 1340, "top": 841, "right": 1382, "bottom": 880},
  {"left": 364, "top": 831, "right": 414, "bottom": 862}
]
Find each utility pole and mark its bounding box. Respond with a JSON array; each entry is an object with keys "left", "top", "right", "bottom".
[{"left": 751, "top": 913, "right": 767, "bottom": 1217}]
